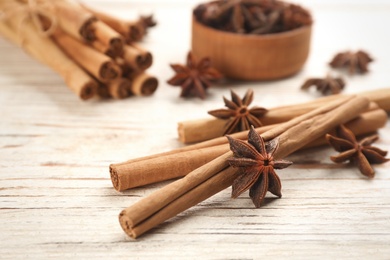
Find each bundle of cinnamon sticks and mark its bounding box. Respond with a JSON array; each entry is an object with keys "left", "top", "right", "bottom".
[
  {"left": 110, "top": 90, "right": 389, "bottom": 238},
  {"left": 0, "top": 0, "right": 158, "bottom": 100}
]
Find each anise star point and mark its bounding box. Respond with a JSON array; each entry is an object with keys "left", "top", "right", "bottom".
[
  {"left": 208, "top": 89, "right": 268, "bottom": 135},
  {"left": 167, "top": 51, "right": 222, "bottom": 99},
  {"left": 227, "top": 126, "right": 292, "bottom": 208},
  {"left": 326, "top": 125, "right": 389, "bottom": 178}
]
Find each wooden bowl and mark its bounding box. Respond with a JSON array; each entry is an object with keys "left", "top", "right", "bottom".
[{"left": 191, "top": 16, "right": 312, "bottom": 81}]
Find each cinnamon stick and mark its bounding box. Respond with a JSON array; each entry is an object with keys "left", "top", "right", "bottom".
[
  {"left": 90, "top": 40, "right": 116, "bottom": 58},
  {"left": 122, "top": 44, "right": 153, "bottom": 71},
  {"left": 178, "top": 88, "right": 390, "bottom": 143},
  {"left": 92, "top": 20, "right": 124, "bottom": 57},
  {"left": 83, "top": 5, "right": 146, "bottom": 42},
  {"left": 52, "top": 29, "right": 121, "bottom": 83},
  {"left": 97, "top": 84, "right": 110, "bottom": 99},
  {"left": 119, "top": 96, "right": 370, "bottom": 238},
  {"left": 53, "top": 0, "right": 97, "bottom": 41},
  {"left": 116, "top": 58, "right": 139, "bottom": 79},
  {"left": 107, "top": 78, "right": 132, "bottom": 99},
  {"left": 0, "top": 1, "right": 98, "bottom": 100},
  {"left": 130, "top": 72, "right": 158, "bottom": 96},
  {"left": 110, "top": 98, "right": 387, "bottom": 191}
]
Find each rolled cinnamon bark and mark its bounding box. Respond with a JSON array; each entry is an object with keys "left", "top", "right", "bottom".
[
  {"left": 92, "top": 20, "right": 124, "bottom": 57},
  {"left": 52, "top": 29, "right": 121, "bottom": 83},
  {"left": 178, "top": 88, "right": 390, "bottom": 143},
  {"left": 90, "top": 40, "right": 116, "bottom": 58},
  {"left": 82, "top": 5, "right": 146, "bottom": 42},
  {"left": 110, "top": 98, "right": 387, "bottom": 191},
  {"left": 0, "top": 1, "right": 97, "bottom": 100},
  {"left": 130, "top": 72, "right": 158, "bottom": 96},
  {"left": 116, "top": 58, "right": 139, "bottom": 79},
  {"left": 107, "top": 78, "right": 132, "bottom": 99},
  {"left": 53, "top": 0, "right": 97, "bottom": 41},
  {"left": 119, "top": 96, "right": 370, "bottom": 238},
  {"left": 122, "top": 44, "right": 153, "bottom": 71}
]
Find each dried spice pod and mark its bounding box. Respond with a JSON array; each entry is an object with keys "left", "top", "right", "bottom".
[
  {"left": 227, "top": 127, "right": 292, "bottom": 208},
  {"left": 208, "top": 89, "right": 268, "bottom": 135},
  {"left": 326, "top": 125, "right": 389, "bottom": 178},
  {"left": 167, "top": 51, "right": 222, "bottom": 99},
  {"left": 329, "top": 50, "right": 374, "bottom": 75},
  {"left": 301, "top": 75, "right": 345, "bottom": 95}
]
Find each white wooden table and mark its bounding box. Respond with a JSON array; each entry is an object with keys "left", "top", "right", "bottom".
[{"left": 1, "top": 0, "right": 390, "bottom": 259}]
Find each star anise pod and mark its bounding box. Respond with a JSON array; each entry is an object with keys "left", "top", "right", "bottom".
[
  {"left": 208, "top": 89, "right": 268, "bottom": 135},
  {"left": 227, "top": 126, "right": 292, "bottom": 208},
  {"left": 126, "top": 15, "right": 156, "bottom": 43},
  {"left": 167, "top": 52, "right": 223, "bottom": 99},
  {"left": 326, "top": 125, "right": 389, "bottom": 178},
  {"left": 301, "top": 75, "right": 345, "bottom": 95},
  {"left": 329, "top": 50, "right": 373, "bottom": 75}
]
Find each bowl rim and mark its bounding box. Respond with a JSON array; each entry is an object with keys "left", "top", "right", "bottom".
[{"left": 193, "top": 14, "right": 312, "bottom": 40}]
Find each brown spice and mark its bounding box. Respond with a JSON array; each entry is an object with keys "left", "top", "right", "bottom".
[
  {"left": 227, "top": 126, "right": 292, "bottom": 207},
  {"left": 140, "top": 14, "right": 157, "bottom": 29},
  {"left": 329, "top": 50, "right": 373, "bottom": 75},
  {"left": 301, "top": 75, "right": 345, "bottom": 95},
  {"left": 167, "top": 51, "right": 222, "bottom": 99},
  {"left": 193, "top": 0, "right": 312, "bottom": 34},
  {"left": 326, "top": 125, "right": 389, "bottom": 178},
  {"left": 208, "top": 89, "right": 267, "bottom": 135}
]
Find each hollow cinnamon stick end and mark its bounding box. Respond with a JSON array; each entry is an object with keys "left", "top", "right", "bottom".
[
  {"left": 100, "top": 62, "right": 122, "bottom": 82},
  {"left": 80, "top": 17, "right": 98, "bottom": 41},
  {"left": 110, "top": 38, "right": 125, "bottom": 57},
  {"left": 131, "top": 73, "right": 158, "bottom": 96},
  {"left": 119, "top": 211, "right": 137, "bottom": 239},
  {"left": 108, "top": 78, "right": 132, "bottom": 99},
  {"left": 141, "top": 77, "right": 158, "bottom": 96},
  {"left": 137, "top": 52, "right": 153, "bottom": 71},
  {"left": 79, "top": 82, "right": 98, "bottom": 100},
  {"left": 110, "top": 165, "right": 121, "bottom": 191}
]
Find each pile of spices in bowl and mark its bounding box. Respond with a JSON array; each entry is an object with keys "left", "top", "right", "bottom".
[{"left": 193, "top": 0, "right": 312, "bottom": 35}]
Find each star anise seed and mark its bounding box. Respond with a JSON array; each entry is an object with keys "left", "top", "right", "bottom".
[
  {"left": 227, "top": 126, "right": 292, "bottom": 208},
  {"left": 329, "top": 50, "right": 373, "bottom": 75},
  {"left": 326, "top": 125, "right": 389, "bottom": 178},
  {"left": 140, "top": 14, "right": 157, "bottom": 29},
  {"left": 208, "top": 89, "right": 268, "bottom": 135},
  {"left": 301, "top": 75, "right": 345, "bottom": 95},
  {"left": 167, "top": 52, "right": 223, "bottom": 99}
]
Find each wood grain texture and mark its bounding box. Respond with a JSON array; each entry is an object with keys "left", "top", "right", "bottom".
[{"left": 1, "top": 1, "right": 390, "bottom": 259}]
